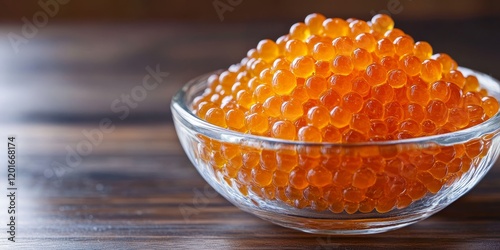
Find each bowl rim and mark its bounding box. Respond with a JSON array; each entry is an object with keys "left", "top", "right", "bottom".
[{"left": 171, "top": 67, "right": 500, "bottom": 147}]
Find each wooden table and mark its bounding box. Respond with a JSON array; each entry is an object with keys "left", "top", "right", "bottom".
[{"left": 1, "top": 20, "right": 499, "bottom": 249}]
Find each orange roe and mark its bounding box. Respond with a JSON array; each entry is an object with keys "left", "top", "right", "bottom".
[{"left": 192, "top": 14, "right": 499, "bottom": 214}]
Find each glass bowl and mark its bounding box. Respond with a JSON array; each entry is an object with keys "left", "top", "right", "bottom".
[{"left": 171, "top": 67, "right": 500, "bottom": 235}]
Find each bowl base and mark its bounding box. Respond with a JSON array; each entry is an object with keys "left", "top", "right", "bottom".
[{"left": 244, "top": 206, "right": 430, "bottom": 235}]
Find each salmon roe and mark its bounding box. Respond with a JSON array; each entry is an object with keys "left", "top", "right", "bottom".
[{"left": 192, "top": 14, "right": 499, "bottom": 214}]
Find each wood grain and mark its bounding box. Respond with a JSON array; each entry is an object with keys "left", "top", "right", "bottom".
[
  {"left": 1, "top": 0, "right": 500, "bottom": 22},
  {"left": 1, "top": 20, "right": 499, "bottom": 249},
  {"left": 4, "top": 123, "right": 499, "bottom": 249}
]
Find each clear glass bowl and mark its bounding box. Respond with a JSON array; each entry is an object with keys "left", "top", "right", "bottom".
[{"left": 171, "top": 67, "right": 500, "bottom": 235}]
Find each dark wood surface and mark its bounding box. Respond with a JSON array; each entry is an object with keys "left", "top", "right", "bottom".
[
  {"left": 6, "top": 124, "right": 500, "bottom": 249},
  {"left": 1, "top": 20, "right": 500, "bottom": 249},
  {"left": 2, "top": 0, "right": 500, "bottom": 22}
]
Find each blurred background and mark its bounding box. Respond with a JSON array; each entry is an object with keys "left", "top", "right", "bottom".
[
  {"left": 0, "top": 0, "right": 499, "bottom": 247},
  {"left": 1, "top": 0, "right": 500, "bottom": 125}
]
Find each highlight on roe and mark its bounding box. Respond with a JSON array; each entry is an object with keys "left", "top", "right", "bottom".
[{"left": 191, "top": 13, "right": 499, "bottom": 214}]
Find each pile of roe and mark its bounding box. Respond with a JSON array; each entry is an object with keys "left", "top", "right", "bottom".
[{"left": 192, "top": 14, "right": 499, "bottom": 213}]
